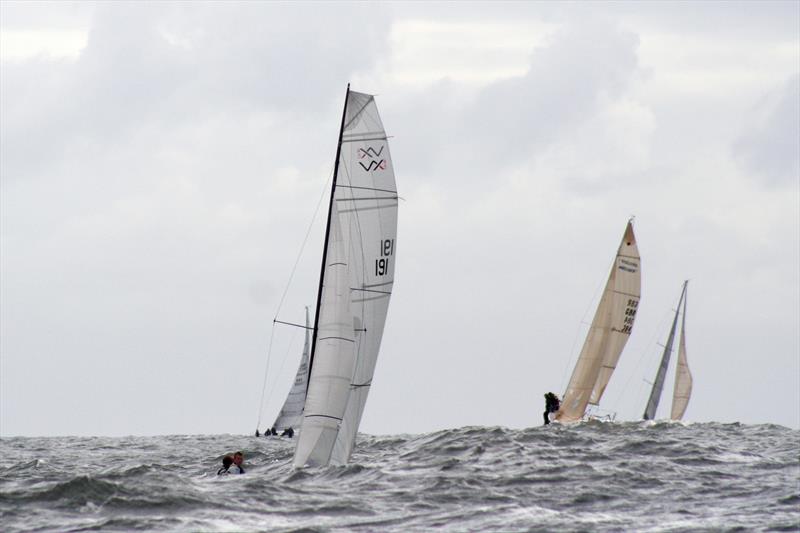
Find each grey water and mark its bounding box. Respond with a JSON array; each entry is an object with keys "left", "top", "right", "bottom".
[{"left": 1, "top": 422, "right": 798, "bottom": 532}]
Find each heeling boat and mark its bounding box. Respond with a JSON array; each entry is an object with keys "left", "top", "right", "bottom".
[
  {"left": 556, "top": 220, "right": 642, "bottom": 422},
  {"left": 271, "top": 307, "right": 311, "bottom": 434},
  {"left": 643, "top": 280, "right": 692, "bottom": 421},
  {"left": 292, "top": 85, "right": 398, "bottom": 468}
]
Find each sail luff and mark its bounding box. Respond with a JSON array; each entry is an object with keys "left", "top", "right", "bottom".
[
  {"left": 670, "top": 282, "right": 692, "bottom": 420},
  {"left": 643, "top": 281, "right": 687, "bottom": 420},
  {"left": 557, "top": 220, "right": 641, "bottom": 422},
  {"left": 306, "top": 83, "right": 351, "bottom": 389}
]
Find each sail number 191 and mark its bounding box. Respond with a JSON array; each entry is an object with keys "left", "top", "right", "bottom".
[{"left": 375, "top": 239, "right": 395, "bottom": 277}]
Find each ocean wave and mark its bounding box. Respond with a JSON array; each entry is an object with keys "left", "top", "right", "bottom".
[{"left": 0, "top": 423, "right": 797, "bottom": 532}]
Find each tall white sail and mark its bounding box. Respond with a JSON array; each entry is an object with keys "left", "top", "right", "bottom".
[
  {"left": 670, "top": 285, "right": 692, "bottom": 420},
  {"left": 557, "top": 221, "right": 641, "bottom": 422},
  {"left": 272, "top": 307, "right": 311, "bottom": 432},
  {"left": 293, "top": 204, "right": 356, "bottom": 467},
  {"left": 643, "top": 281, "right": 687, "bottom": 420},
  {"left": 294, "top": 87, "right": 398, "bottom": 467},
  {"left": 329, "top": 90, "right": 398, "bottom": 464}
]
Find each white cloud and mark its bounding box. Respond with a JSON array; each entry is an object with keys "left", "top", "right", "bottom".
[{"left": 0, "top": 29, "right": 88, "bottom": 61}]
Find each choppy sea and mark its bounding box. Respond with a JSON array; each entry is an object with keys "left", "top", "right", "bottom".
[{"left": 1, "top": 422, "right": 798, "bottom": 532}]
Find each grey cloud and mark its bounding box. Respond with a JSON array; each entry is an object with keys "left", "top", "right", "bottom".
[
  {"left": 387, "top": 20, "right": 642, "bottom": 195},
  {"left": 468, "top": 21, "right": 639, "bottom": 157},
  {"left": 734, "top": 74, "right": 800, "bottom": 187},
  {"left": 1, "top": 3, "right": 392, "bottom": 182}
]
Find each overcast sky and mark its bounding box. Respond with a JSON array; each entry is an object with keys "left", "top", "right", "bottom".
[{"left": 1, "top": 1, "right": 798, "bottom": 437}]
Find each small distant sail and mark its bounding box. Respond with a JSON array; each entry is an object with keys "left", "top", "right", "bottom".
[
  {"left": 272, "top": 307, "right": 311, "bottom": 432},
  {"left": 557, "top": 220, "right": 641, "bottom": 422},
  {"left": 670, "top": 286, "right": 692, "bottom": 420},
  {"left": 643, "top": 281, "right": 687, "bottom": 420},
  {"left": 293, "top": 87, "right": 398, "bottom": 467}
]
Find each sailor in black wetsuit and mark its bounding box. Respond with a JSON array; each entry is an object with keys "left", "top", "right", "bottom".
[
  {"left": 217, "top": 455, "right": 233, "bottom": 475},
  {"left": 543, "top": 392, "right": 561, "bottom": 425},
  {"left": 281, "top": 427, "right": 294, "bottom": 438}
]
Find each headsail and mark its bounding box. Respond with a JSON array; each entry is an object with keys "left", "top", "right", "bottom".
[
  {"left": 293, "top": 87, "right": 398, "bottom": 467},
  {"left": 272, "top": 307, "right": 311, "bottom": 432},
  {"left": 643, "top": 281, "right": 687, "bottom": 420},
  {"left": 557, "top": 221, "right": 641, "bottom": 422},
  {"left": 670, "top": 284, "right": 692, "bottom": 420}
]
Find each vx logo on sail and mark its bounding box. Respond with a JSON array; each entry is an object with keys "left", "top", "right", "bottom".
[{"left": 357, "top": 145, "right": 387, "bottom": 172}]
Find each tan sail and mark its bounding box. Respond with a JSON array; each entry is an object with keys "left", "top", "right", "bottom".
[
  {"left": 557, "top": 221, "right": 641, "bottom": 422},
  {"left": 670, "top": 288, "right": 692, "bottom": 420}
]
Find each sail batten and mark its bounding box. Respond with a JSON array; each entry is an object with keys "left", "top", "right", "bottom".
[
  {"left": 556, "top": 221, "right": 641, "bottom": 422},
  {"left": 293, "top": 87, "right": 398, "bottom": 467}
]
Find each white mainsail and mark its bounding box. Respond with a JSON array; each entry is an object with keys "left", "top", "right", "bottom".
[
  {"left": 670, "top": 285, "right": 692, "bottom": 420},
  {"left": 293, "top": 87, "right": 398, "bottom": 467},
  {"left": 271, "top": 307, "right": 311, "bottom": 432},
  {"left": 556, "top": 221, "right": 641, "bottom": 422},
  {"left": 643, "top": 281, "right": 687, "bottom": 420}
]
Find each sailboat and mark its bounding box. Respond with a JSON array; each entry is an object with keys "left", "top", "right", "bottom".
[
  {"left": 270, "top": 307, "right": 312, "bottom": 435},
  {"left": 643, "top": 281, "right": 692, "bottom": 421},
  {"left": 288, "top": 85, "right": 398, "bottom": 467},
  {"left": 556, "top": 220, "right": 641, "bottom": 422}
]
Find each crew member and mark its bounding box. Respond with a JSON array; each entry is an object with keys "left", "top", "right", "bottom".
[
  {"left": 217, "top": 455, "right": 233, "bottom": 475},
  {"left": 543, "top": 392, "right": 561, "bottom": 425}
]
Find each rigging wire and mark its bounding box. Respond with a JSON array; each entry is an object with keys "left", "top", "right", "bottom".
[
  {"left": 274, "top": 172, "right": 334, "bottom": 320},
  {"left": 607, "top": 302, "right": 674, "bottom": 417},
  {"left": 558, "top": 256, "right": 615, "bottom": 395},
  {"left": 260, "top": 325, "right": 301, "bottom": 427},
  {"left": 256, "top": 322, "right": 279, "bottom": 430},
  {"left": 255, "top": 169, "right": 333, "bottom": 431}
]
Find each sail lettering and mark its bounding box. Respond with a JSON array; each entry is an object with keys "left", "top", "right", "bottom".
[
  {"left": 617, "top": 298, "right": 639, "bottom": 335},
  {"left": 618, "top": 258, "right": 639, "bottom": 273},
  {"left": 375, "top": 239, "right": 394, "bottom": 276}
]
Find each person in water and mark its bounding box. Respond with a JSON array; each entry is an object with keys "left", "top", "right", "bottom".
[
  {"left": 217, "top": 455, "right": 233, "bottom": 475},
  {"left": 543, "top": 392, "right": 561, "bottom": 425},
  {"left": 229, "top": 451, "right": 245, "bottom": 474}
]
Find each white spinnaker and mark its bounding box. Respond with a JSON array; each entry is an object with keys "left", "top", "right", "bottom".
[
  {"left": 330, "top": 90, "right": 398, "bottom": 464},
  {"left": 671, "top": 287, "right": 692, "bottom": 420},
  {"left": 272, "top": 307, "right": 311, "bottom": 432},
  {"left": 293, "top": 205, "right": 356, "bottom": 468},
  {"left": 557, "top": 221, "right": 641, "bottom": 422},
  {"left": 293, "top": 90, "right": 398, "bottom": 467}
]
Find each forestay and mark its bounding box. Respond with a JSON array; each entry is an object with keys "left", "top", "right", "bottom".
[
  {"left": 272, "top": 307, "right": 311, "bottom": 432},
  {"left": 293, "top": 89, "right": 398, "bottom": 467},
  {"left": 557, "top": 221, "right": 641, "bottom": 422}
]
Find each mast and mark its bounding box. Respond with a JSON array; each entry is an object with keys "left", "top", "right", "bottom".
[
  {"left": 643, "top": 280, "right": 688, "bottom": 420},
  {"left": 306, "top": 83, "right": 350, "bottom": 390}
]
